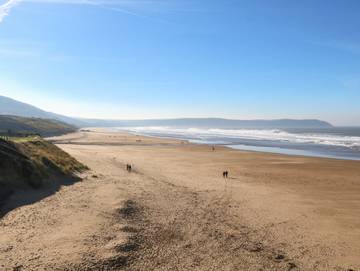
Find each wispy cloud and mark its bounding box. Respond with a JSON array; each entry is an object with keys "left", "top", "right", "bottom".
[
  {"left": 0, "top": 0, "right": 161, "bottom": 23},
  {"left": 0, "top": 0, "right": 19, "bottom": 23}
]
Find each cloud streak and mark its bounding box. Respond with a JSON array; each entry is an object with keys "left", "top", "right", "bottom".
[
  {"left": 0, "top": 0, "right": 20, "bottom": 23},
  {"left": 0, "top": 0, "right": 156, "bottom": 23}
]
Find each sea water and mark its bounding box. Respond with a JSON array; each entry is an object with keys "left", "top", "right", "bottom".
[{"left": 115, "top": 126, "right": 360, "bottom": 161}]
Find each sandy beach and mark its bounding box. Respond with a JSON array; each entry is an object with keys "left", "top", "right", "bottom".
[{"left": 1, "top": 129, "right": 360, "bottom": 270}]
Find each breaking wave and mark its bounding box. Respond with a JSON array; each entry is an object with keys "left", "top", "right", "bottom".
[{"left": 117, "top": 126, "right": 360, "bottom": 150}]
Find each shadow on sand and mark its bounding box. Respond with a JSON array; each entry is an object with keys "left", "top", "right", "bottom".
[{"left": 0, "top": 175, "right": 81, "bottom": 218}]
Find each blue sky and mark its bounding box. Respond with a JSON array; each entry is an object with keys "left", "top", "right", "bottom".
[{"left": 0, "top": 0, "right": 359, "bottom": 125}]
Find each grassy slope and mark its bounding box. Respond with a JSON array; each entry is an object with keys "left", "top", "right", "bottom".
[
  {"left": 0, "top": 115, "right": 77, "bottom": 137},
  {"left": 0, "top": 137, "right": 88, "bottom": 202}
]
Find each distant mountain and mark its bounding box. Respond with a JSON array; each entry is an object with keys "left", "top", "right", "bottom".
[
  {"left": 0, "top": 115, "right": 76, "bottom": 137},
  {"left": 78, "top": 118, "right": 333, "bottom": 129},
  {"left": 0, "top": 95, "right": 333, "bottom": 129},
  {"left": 0, "top": 95, "right": 86, "bottom": 127}
]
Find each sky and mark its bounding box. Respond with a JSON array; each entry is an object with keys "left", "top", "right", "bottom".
[{"left": 0, "top": 0, "right": 359, "bottom": 126}]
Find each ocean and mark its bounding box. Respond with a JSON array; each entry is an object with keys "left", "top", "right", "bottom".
[{"left": 115, "top": 126, "right": 360, "bottom": 161}]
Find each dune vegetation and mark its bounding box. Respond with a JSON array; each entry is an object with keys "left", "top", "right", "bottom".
[
  {"left": 0, "top": 115, "right": 77, "bottom": 137},
  {"left": 0, "top": 137, "right": 88, "bottom": 205}
]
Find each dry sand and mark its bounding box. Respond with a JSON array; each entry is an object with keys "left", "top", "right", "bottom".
[{"left": 1, "top": 129, "right": 360, "bottom": 270}]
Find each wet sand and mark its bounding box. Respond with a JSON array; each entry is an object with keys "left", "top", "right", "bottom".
[{"left": 1, "top": 129, "right": 360, "bottom": 270}]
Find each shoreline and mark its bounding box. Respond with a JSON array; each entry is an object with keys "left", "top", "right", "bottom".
[
  {"left": 82, "top": 127, "right": 360, "bottom": 162},
  {"left": 2, "top": 130, "right": 359, "bottom": 270},
  {"left": 58, "top": 130, "right": 360, "bottom": 269}
]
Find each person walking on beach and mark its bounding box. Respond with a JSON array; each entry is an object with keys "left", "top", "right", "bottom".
[
  {"left": 222, "top": 171, "right": 229, "bottom": 178},
  {"left": 126, "top": 164, "right": 132, "bottom": 172}
]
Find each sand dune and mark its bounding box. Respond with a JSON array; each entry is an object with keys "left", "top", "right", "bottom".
[{"left": 1, "top": 130, "right": 359, "bottom": 270}]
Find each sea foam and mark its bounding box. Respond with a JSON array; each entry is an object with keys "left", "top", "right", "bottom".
[{"left": 116, "top": 126, "right": 360, "bottom": 150}]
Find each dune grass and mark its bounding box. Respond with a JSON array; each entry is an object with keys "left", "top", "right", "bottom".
[
  {"left": 0, "top": 137, "right": 88, "bottom": 191},
  {"left": 0, "top": 115, "right": 77, "bottom": 137},
  {"left": 6, "top": 136, "right": 41, "bottom": 143}
]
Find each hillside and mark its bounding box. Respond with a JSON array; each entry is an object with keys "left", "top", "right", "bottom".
[
  {"left": 1, "top": 95, "right": 334, "bottom": 129},
  {"left": 0, "top": 95, "right": 86, "bottom": 127},
  {"left": 0, "top": 115, "right": 77, "bottom": 137},
  {"left": 80, "top": 117, "right": 333, "bottom": 129},
  {"left": 0, "top": 137, "right": 88, "bottom": 208}
]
